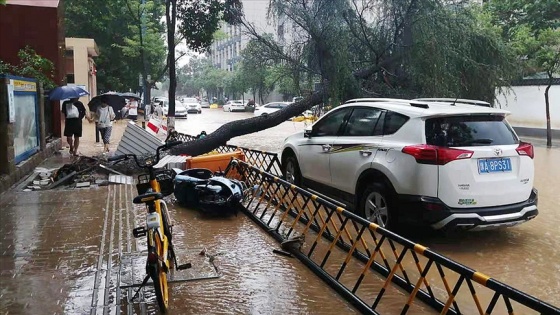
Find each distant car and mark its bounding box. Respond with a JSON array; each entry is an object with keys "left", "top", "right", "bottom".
[
  {"left": 253, "top": 102, "right": 292, "bottom": 116},
  {"left": 181, "top": 97, "right": 202, "bottom": 114},
  {"left": 223, "top": 100, "right": 245, "bottom": 112},
  {"left": 200, "top": 100, "right": 210, "bottom": 108},
  {"left": 160, "top": 99, "right": 188, "bottom": 118}
]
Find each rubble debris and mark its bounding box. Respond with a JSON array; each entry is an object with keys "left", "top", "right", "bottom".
[
  {"left": 76, "top": 182, "right": 91, "bottom": 188},
  {"left": 49, "top": 171, "right": 77, "bottom": 189},
  {"left": 273, "top": 249, "right": 294, "bottom": 258},
  {"left": 99, "top": 164, "right": 127, "bottom": 176},
  {"left": 280, "top": 235, "right": 305, "bottom": 253},
  {"left": 108, "top": 174, "right": 134, "bottom": 185}
]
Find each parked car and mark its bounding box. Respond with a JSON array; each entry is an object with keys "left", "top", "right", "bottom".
[
  {"left": 253, "top": 102, "right": 292, "bottom": 116},
  {"left": 160, "top": 99, "right": 188, "bottom": 118},
  {"left": 281, "top": 98, "right": 538, "bottom": 232},
  {"left": 223, "top": 100, "right": 245, "bottom": 112},
  {"left": 181, "top": 97, "right": 202, "bottom": 114}
]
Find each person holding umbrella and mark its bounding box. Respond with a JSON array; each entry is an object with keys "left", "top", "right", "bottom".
[
  {"left": 93, "top": 97, "right": 115, "bottom": 153},
  {"left": 61, "top": 97, "right": 87, "bottom": 156}
]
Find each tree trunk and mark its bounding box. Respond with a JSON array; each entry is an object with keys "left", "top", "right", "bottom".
[
  {"left": 545, "top": 73, "right": 552, "bottom": 148},
  {"left": 170, "top": 91, "right": 325, "bottom": 156},
  {"left": 166, "top": 0, "right": 177, "bottom": 130}
]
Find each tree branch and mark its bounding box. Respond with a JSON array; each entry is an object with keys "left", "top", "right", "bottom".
[{"left": 170, "top": 90, "right": 326, "bottom": 156}]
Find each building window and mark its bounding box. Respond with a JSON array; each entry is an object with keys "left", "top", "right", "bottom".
[
  {"left": 66, "top": 74, "right": 75, "bottom": 84},
  {"left": 65, "top": 49, "right": 74, "bottom": 57}
]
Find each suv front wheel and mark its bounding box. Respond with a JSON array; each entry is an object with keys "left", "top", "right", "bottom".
[
  {"left": 282, "top": 155, "right": 302, "bottom": 186},
  {"left": 359, "top": 182, "right": 396, "bottom": 229}
]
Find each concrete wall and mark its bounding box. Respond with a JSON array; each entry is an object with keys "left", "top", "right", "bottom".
[
  {"left": 496, "top": 85, "right": 560, "bottom": 131},
  {"left": 65, "top": 38, "right": 99, "bottom": 104}
]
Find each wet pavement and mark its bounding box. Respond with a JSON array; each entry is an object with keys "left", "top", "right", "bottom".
[{"left": 0, "top": 151, "right": 357, "bottom": 314}]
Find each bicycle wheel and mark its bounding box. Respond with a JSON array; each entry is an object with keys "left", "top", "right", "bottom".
[{"left": 149, "top": 232, "right": 169, "bottom": 313}]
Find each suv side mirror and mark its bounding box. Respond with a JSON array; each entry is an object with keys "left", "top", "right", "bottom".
[{"left": 304, "top": 128, "right": 312, "bottom": 138}]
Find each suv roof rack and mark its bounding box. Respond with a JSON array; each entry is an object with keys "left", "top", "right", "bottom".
[
  {"left": 345, "top": 98, "right": 411, "bottom": 104},
  {"left": 413, "top": 98, "right": 491, "bottom": 107},
  {"left": 344, "top": 98, "right": 430, "bottom": 109}
]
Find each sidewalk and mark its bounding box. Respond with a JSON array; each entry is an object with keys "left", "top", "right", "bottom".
[
  {"left": 62, "top": 118, "right": 140, "bottom": 157},
  {"left": 0, "top": 129, "right": 217, "bottom": 314},
  {"left": 0, "top": 119, "right": 192, "bottom": 314}
]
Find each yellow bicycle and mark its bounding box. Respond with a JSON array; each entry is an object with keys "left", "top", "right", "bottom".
[{"left": 109, "top": 141, "right": 190, "bottom": 313}]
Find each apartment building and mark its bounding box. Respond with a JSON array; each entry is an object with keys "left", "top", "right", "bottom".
[{"left": 209, "top": 0, "right": 278, "bottom": 71}]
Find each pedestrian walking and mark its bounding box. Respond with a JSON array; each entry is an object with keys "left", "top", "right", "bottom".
[
  {"left": 94, "top": 99, "right": 116, "bottom": 153},
  {"left": 61, "top": 97, "right": 87, "bottom": 156},
  {"left": 152, "top": 101, "right": 164, "bottom": 118},
  {"left": 126, "top": 97, "right": 138, "bottom": 121}
]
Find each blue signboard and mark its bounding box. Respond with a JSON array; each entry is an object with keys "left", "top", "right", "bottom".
[{"left": 2, "top": 75, "right": 40, "bottom": 164}]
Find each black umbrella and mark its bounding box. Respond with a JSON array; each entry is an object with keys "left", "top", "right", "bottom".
[
  {"left": 49, "top": 85, "right": 89, "bottom": 100},
  {"left": 88, "top": 93, "right": 127, "bottom": 120},
  {"left": 120, "top": 92, "right": 141, "bottom": 100}
]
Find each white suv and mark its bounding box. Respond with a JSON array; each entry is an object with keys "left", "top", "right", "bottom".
[{"left": 281, "top": 98, "right": 538, "bottom": 231}]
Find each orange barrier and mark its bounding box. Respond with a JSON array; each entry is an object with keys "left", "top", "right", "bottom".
[{"left": 184, "top": 150, "right": 245, "bottom": 173}]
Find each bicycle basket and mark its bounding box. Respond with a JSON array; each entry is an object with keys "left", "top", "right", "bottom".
[
  {"left": 136, "top": 174, "right": 151, "bottom": 195},
  {"left": 157, "top": 170, "right": 175, "bottom": 196},
  {"left": 136, "top": 170, "right": 175, "bottom": 196}
]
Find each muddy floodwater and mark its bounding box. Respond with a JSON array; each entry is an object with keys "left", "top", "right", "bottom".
[
  {"left": 0, "top": 109, "right": 558, "bottom": 315},
  {"left": 176, "top": 110, "right": 560, "bottom": 308},
  {"left": 166, "top": 204, "right": 359, "bottom": 314}
]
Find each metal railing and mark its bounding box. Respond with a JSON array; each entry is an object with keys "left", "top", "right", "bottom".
[
  {"left": 173, "top": 132, "right": 283, "bottom": 176},
  {"left": 224, "top": 159, "right": 560, "bottom": 315}
]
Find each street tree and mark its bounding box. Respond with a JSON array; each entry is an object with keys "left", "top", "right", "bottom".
[
  {"left": 162, "top": 0, "right": 242, "bottom": 129},
  {"left": 170, "top": 0, "right": 517, "bottom": 156},
  {"left": 65, "top": 0, "right": 167, "bottom": 93},
  {"left": 487, "top": 0, "right": 560, "bottom": 147}
]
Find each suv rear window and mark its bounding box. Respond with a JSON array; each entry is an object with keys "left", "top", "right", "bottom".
[{"left": 425, "top": 115, "right": 518, "bottom": 147}]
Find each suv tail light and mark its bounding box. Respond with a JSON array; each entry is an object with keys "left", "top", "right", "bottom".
[
  {"left": 516, "top": 141, "right": 534, "bottom": 159},
  {"left": 402, "top": 145, "right": 473, "bottom": 165}
]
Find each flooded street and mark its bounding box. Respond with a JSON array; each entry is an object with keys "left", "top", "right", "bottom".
[
  {"left": 166, "top": 203, "right": 358, "bottom": 314},
  {"left": 0, "top": 108, "right": 557, "bottom": 315},
  {"left": 176, "top": 109, "right": 560, "bottom": 307}
]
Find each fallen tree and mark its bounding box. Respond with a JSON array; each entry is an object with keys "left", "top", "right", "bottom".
[{"left": 170, "top": 90, "right": 325, "bottom": 156}]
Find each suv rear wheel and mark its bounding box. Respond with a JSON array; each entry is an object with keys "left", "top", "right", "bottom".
[
  {"left": 359, "top": 182, "right": 396, "bottom": 229},
  {"left": 282, "top": 155, "right": 302, "bottom": 186}
]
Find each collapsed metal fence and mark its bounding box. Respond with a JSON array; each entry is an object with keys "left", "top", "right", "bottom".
[
  {"left": 175, "top": 132, "right": 559, "bottom": 314},
  {"left": 223, "top": 159, "right": 560, "bottom": 315}
]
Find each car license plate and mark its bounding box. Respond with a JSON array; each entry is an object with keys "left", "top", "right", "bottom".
[{"left": 478, "top": 158, "right": 512, "bottom": 174}]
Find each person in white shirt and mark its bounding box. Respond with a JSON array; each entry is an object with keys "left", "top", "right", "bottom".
[
  {"left": 152, "top": 101, "right": 164, "bottom": 118},
  {"left": 94, "top": 99, "right": 116, "bottom": 153},
  {"left": 61, "top": 97, "right": 87, "bottom": 156},
  {"left": 126, "top": 98, "right": 138, "bottom": 121}
]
